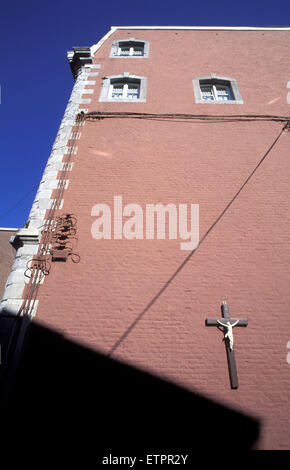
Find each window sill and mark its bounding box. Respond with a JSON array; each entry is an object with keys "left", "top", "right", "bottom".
[
  {"left": 99, "top": 98, "right": 146, "bottom": 103},
  {"left": 195, "top": 99, "right": 244, "bottom": 104},
  {"left": 110, "top": 55, "right": 147, "bottom": 59}
]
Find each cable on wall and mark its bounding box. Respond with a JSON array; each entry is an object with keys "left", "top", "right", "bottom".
[
  {"left": 79, "top": 111, "right": 290, "bottom": 124},
  {"left": 18, "top": 115, "right": 83, "bottom": 317},
  {"left": 108, "top": 120, "right": 289, "bottom": 356}
]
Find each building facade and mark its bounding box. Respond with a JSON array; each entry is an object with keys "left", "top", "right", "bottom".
[{"left": 1, "top": 26, "right": 290, "bottom": 453}]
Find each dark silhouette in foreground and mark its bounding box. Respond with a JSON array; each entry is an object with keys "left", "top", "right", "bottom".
[{"left": 0, "top": 313, "right": 259, "bottom": 464}]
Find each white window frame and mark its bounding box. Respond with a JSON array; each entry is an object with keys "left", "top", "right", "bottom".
[
  {"left": 193, "top": 74, "right": 244, "bottom": 104},
  {"left": 110, "top": 38, "right": 150, "bottom": 58},
  {"left": 108, "top": 81, "right": 140, "bottom": 100},
  {"left": 99, "top": 73, "right": 147, "bottom": 103},
  {"left": 117, "top": 45, "right": 144, "bottom": 56},
  {"left": 200, "top": 83, "right": 233, "bottom": 101}
]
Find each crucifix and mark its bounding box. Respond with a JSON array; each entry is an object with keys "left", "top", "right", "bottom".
[{"left": 205, "top": 301, "right": 248, "bottom": 389}]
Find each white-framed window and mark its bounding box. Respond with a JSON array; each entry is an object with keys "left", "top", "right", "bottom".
[
  {"left": 200, "top": 83, "right": 233, "bottom": 101},
  {"left": 99, "top": 74, "right": 147, "bottom": 102},
  {"left": 193, "top": 74, "right": 243, "bottom": 104},
  {"left": 108, "top": 80, "right": 140, "bottom": 100},
  {"left": 118, "top": 44, "right": 144, "bottom": 56},
  {"left": 110, "top": 39, "right": 150, "bottom": 58}
]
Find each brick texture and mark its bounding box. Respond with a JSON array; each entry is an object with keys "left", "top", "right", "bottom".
[{"left": 32, "top": 29, "right": 290, "bottom": 449}]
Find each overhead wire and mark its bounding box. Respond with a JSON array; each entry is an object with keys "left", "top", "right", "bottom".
[
  {"left": 0, "top": 187, "right": 37, "bottom": 223},
  {"left": 18, "top": 111, "right": 290, "bottom": 320},
  {"left": 108, "top": 120, "right": 288, "bottom": 356},
  {"left": 82, "top": 111, "right": 290, "bottom": 124}
]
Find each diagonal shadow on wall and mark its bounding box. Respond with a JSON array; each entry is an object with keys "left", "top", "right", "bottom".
[{"left": 0, "top": 313, "right": 259, "bottom": 464}]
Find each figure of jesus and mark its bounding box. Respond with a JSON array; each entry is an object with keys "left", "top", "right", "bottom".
[{"left": 216, "top": 319, "right": 239, "bottom": 351}]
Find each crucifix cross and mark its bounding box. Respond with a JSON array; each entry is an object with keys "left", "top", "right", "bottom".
[{"left": 205, "top": 301, "right": 248, "bottom": 389}]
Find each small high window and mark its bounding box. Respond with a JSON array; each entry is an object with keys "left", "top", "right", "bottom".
[
  {"left": 193, "top": 74, "right": 243, "bottom": 104},
  {"left": 118, "top": 42, "right": 144, "bottom": 56},
  {"left": 99, "top": 74, "right": 147, "bottom": 102},
  {"left": 200, "top": 83, "right": 233, "bottom": 101},
  {"left": 110, "top": 39, "right": 150, "bottom": 58}
]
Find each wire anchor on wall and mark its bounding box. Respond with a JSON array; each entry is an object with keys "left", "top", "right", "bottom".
[
  {"left": 50, "top": 213, "right": 80, "bottom": 263},
  {"left": 24, "top": 256, "right": 51, "bottom": 279},
  {"left": 18, "top": 112, "right": 82, "bottom": 316}
]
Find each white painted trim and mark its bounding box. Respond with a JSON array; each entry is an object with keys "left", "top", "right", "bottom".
[
  {"left": 99, "top": 74, "right": 147, "bottom": 102},
  {"left": 111, "top": 25, "right": 290, "bottom": 31},
  {"left": 0, "top": 228, "right": 18, "bottom": 231},
  {"left": 91, "top": 28, "right": 117, "bottom": 55}
]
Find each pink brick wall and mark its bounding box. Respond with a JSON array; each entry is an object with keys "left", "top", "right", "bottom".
[{"left": 34, "top": 29, "right": 290, "bottom": 449}]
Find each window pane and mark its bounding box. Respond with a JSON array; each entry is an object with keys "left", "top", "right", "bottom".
[
  {"left": 200, "top": 85, "right": 214, "bottom": 101},
  {"left": 112, "top": 83, "right": 124, "bottom": 98},
  {"left": 133, "top": 46, "right": 144, "bottom": 56},
  {"left": 216, "top": 85, "right": 232, "bottom": 101},
  {"left": 120, "top": 47, "right": 130, "bottom": 55},
  {"left": 127, "top": 84, "right": 140, "bottom": 99}
]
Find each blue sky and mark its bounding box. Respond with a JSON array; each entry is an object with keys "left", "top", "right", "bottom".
[{"left": 0, "top": 0, "right": 290, "bottom": 228}]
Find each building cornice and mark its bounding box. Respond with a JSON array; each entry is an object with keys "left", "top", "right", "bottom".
[
  {"left": 110, "top": 25, "right": 290, "bottom": 30},
  {"left": 67, "top": 47, "right": 93, "bottom": 80}
]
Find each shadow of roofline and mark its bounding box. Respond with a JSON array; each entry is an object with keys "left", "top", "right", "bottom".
[{"left": 0, "top": 311, "right": 260, "bottom": 463}]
